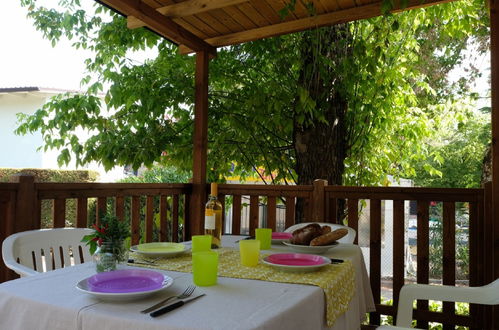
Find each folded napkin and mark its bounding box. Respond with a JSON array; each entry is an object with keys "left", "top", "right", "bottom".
[{"left": 129, "top": 248, "right": 355, "bottom": 327}]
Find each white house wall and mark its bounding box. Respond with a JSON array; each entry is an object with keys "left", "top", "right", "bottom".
[
  {"left": 0, "top": 92, "right": 45, "bottom": 168},
  {"left": 0, "top": 90, "right": 125, "bottom": 182}
]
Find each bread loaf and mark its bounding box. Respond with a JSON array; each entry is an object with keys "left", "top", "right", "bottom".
[
  {"left": 320, "top": 225, "right": 331, "bottom": 235},
  {"left": 289, "top": 223, "right": 322, "bottom": 245},
  {"left": 309, "top": 228, "right": 348, "bottom": 246}
]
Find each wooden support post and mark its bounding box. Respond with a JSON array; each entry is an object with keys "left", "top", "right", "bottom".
[
  {"left": 9, "top": 174, "right": 37, "bottom": 231},
  {"left": 489, "top": 0, "right": 499, "bottom": 327},
  {"left": 190, "top": 50, "right": 210, "bottom": 236}
]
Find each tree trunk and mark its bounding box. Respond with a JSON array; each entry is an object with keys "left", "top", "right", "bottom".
[{"left": 293, "top": 25, "right": 351, "bottom": 222}]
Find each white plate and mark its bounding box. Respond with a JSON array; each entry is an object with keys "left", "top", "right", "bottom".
[
  {"left": 271, "top": 232, "right": 293, "bottom": 245},
  {"left": 76, "top": 271, "right": 173, "bottom": 301},
  {"left": 130, "top": 242, "right": 190, "bottom": 258},
  {"left": 263, "top": 253, "right": 330, "bottom": 272},
  {"left": 282, "top": 241, "right": 338, "bottom": 254},
  {"left": 272, "top": 238, "right": 290, "bottom": 244}
]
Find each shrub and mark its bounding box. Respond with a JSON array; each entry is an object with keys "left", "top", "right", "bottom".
[{"left": 0, "top": 168, "right": 99, "bottom": 228}]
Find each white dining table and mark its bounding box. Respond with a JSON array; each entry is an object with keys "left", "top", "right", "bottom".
[{"left": 0, "top": 235, "right": 375, "bottom": 330}]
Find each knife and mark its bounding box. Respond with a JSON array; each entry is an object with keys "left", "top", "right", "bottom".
[
  {"left": 235, "top": 236, "right": 255, "bottom": 243},
  {"left": 330, "top": 258, "right": 344, "bottom": 264},
  {"left": 149, "top": 294, "right": 206, "bottom": 317}
]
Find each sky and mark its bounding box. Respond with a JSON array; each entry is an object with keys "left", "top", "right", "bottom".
[
  {"left": 0, "top": 1, "right": 93, "bottom": 91},
  {"left": 0, "top": 1, "right": 491, "bottom": 98}
]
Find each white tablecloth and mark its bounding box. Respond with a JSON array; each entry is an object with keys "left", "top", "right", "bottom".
[{"left": 0, "top": 236, "right": 375, "bottom": 330}]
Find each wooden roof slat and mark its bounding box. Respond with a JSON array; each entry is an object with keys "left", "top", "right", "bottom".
[
  {"left": 173, "top": 18, "right": 209, "bottom": 39},
  {"left": 293, "top": 0, "right": 323, "bottom": 17},
  {"left": 311, "top": 0, "right": 328, "bottom": 14},
  {"left": 204, "top": 8, "right": 246, "bottom": 33},
  {"left": 178, "top": 0, "right": 454, "bottom": 54},
  {"left": 236, "top": 2, "right": 272, "bottom": 26},
  {"left": 250, "top": 1, "right": 282, "bottom": 24},
  {"left": 221, "top": 6, "right": 259, "bottom": 30},
  {"left": 99, "top": 0, "right": 216, "bottom": 54},
  {"left": 180, "top": 15, "right": 220, "bottom": 38},
  {"left": 316, "top": 0, "right": 341, "bottom": 12},
  {"left": 128, "top": 0, "right": 248, "bottom": 28},
  {"left": 194, "top": 12, "right": 235, "bottom": 35},
  {"left": 267, "top": 0, "right": 297, "bottom": 21}
]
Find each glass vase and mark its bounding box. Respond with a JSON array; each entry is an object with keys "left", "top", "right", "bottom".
[{"left": 93, "top": 239, "right": 128, "bottom": 273}]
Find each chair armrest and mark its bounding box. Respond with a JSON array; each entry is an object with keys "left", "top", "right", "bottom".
[
  {"left": 4, "top": 262, "right": 39, "bottom": 277},
  {"left": 2, "top": 235, "right": 39, "bottom": 277}
]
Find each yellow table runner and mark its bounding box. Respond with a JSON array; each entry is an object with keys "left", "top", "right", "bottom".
[{"left": 129, "top": 248, "right": 355, "bottom": 327}]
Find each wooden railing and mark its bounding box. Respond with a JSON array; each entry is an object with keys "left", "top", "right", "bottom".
[
  {"left": 0, "top": 175, "right": 496, "bottom": 328},
  {"left": 323, "top": 184, "right": 492, "bottom": 329}
]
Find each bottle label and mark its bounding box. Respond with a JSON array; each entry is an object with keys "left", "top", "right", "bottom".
[{"left": 205, "top": 209, "right": 215, "bottom": 230}]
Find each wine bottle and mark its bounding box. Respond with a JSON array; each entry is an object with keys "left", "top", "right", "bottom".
[{"left": 204, "top": 183, "right": 223, "bottom": 248}]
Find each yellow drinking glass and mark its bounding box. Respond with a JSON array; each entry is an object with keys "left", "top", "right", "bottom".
[
  {"left": 255, "top": 228, "right": 272, "bottom": 250},
  {"left": 239, "top": 239, "right": 260, "bottom": 267},
  {"left": 192, "top": 251, "right": 218, "bottom": 286},
  {"left": 192, "top": 235, "right": 212, "bottom": 253}
]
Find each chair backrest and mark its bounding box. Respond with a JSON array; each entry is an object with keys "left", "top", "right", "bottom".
[
  {"left": 395, "top": 279, "right": 499, "bottom": 327},
  {"left": 283, "top": 222, "right": 356, "bottom": 244},
  {"left": 2, "top": 228, "right": 93, "bottom": 277}
]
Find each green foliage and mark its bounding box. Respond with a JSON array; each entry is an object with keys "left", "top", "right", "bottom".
[
  {"left": 411, "top": 103, "right": 490, "bottom": 188},
  {"left": 81, "top": 214, "right": 130, "bottom": 255},
  {"left": 0, "top": 168, "right": 99, "bottom": 183},
  {"left": 427, "top": 203, "right": 470, "bottom": 280},
  {"left": 15, "top": 0, "right": 489, "bottom": 188},
  {"left": 119, "top": 166, "right": 191, "bottom": 184}
]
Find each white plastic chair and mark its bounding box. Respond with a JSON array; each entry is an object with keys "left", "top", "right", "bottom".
[
  {"left": 284, "top": 222, "right": 356, "bottom": 244},
  {"left": 2, "top": 228, "right": 93, "bottom": 277},
  {"left": 377, "top": 279, "right": 499, "bottom": 329}
]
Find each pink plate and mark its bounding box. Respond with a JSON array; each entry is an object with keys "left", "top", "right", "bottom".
[
  {"left": 272, "top": 232, "right": 293, "bottom": 240},
  {"left": 87, "top": 269, "right": 165, "bottom": 293},
  {"left": 267, "top": 253, "right": 326, "bottom": 266}
]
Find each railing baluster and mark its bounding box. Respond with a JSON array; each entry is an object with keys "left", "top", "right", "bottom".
[
  {"left": 285, "top": 196, "right": 295, "bottom": 229},
  {"left": 267, "top": 196, "right": 277, "bottom": 231},
  {"left": 76, "top": 197, "right": 87, "bottom": 228},
  {"left": 160, "top": 195, "right": 168, "bottom": 242},
  {"left": 219, "top": 193, "right": 226, "bottom": 235},
  {"left": 232, "top": 195, "right": 242, "bottom": 235},
  {"left": 53, "top": 198, "right": 66, "bottom": 228},
  {"left": 393, "top": 199, "right": 405, "bottom": 321},
  {"left": 370, "top": 199, "right": 382, "bottom": 325},
  {"left": 347, "top": 198, "right": 358, "bottom": 244},
  {"left": 131, "top": 196, "right": 140, "bottom": 245},
  {"left": 183, "top": 194, "right": 190, "bottom": 241},
  {"left": 96, "top": 197, "right": 107, "bottom": 225},
  {"left": 417, "top": 200, "right": 430, "bottom": 329},
  {"left": 172, "top": 195, "right": 179, "bottom": 242},
  {"left": 442, "top": 201, "right": 456, "bottom": 329},
  {"left": 469, "top": 200, "right": 482, "bottom": 330},
  {"left": 146, "top": 196, "right": 154, "bottom": 242},
  {"left": 249, "top": 195, "right": 259, "bottom": 236},
  {"left": 329, "top": 197, "right": 337, "bottom": 223},
  {"left": 115, "top": 196, "right": 125, "bottom": 221}
]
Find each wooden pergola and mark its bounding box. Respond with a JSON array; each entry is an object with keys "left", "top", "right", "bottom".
[{"left": 96, "top": 0, "right": 498, "bottom": 279}]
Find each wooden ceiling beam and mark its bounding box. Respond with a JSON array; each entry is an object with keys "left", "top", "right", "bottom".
[
  {"left": 178, "top": 0, "right": 455, "bottom": 54},
  {"left": 127, "top": 0, "right": 248, "bottom": 29},
  {"left": 99, "top": 0, "right": 216, "bottom": 55}
]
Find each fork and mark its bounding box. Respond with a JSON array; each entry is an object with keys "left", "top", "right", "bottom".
[{"left": 140, "top": 285, "right": 196, "bottom": 313}]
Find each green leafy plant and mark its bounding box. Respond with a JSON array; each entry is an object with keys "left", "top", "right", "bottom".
[{"left": 81, "top": 214, "right": 130, "bottom": 255}]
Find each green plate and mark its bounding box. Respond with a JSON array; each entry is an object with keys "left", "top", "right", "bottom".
[{"left": 130, "top": 242, "right": 189, "bottom": 257}]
